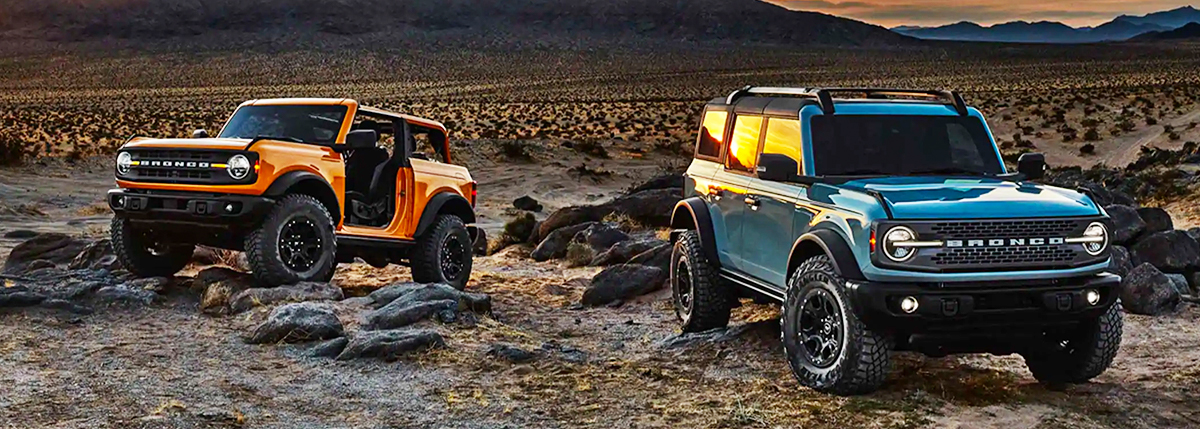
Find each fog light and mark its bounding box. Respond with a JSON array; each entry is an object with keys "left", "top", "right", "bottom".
[
  {"left": 225, "top": 203, "right": 236, "bottom": 213},
  {"left": 1085, "top": 289, "right": 1101, "bottom": 306},
  {"left": 113, "top": 196, "right": 125, "bottom": 208},
  {"left": 900, "top": 296, "right": 919, "bottom": 314}
]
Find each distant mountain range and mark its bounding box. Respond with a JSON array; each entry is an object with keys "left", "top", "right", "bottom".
[
  {"left": 893, "top": 6, "right": 1200, "bottom": 43},
  {"left": 1133, "top": 22, "right": 1200, "bottom": 40}
]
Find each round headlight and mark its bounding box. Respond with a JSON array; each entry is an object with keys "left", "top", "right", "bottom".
[
  {"left": 1081, "top": 222, "right": 1108, "bottom": 256},
  {"left": 227, "top": 154, "right": 252, "bottom": 180},
  {"left": 116, "top": 152, "right": 133, "bottom": 175},
  {"left": 882, "top": 226, "right": 918, "bottom": 262}
]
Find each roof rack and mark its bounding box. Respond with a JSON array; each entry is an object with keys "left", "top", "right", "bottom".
[{"left": 725, "top": 86, "right": 969, "bottom": 116}]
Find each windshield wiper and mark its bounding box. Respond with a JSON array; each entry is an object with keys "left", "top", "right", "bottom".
[{"left": 908, "top": 167, "right": 994, "bottom": 177}]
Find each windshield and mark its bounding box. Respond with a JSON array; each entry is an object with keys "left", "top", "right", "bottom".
[
  {"left": 810, "top": 115, "right": 1003, "bottom": 177},
  {"left": 218, "top": 105, "right": 348, "bottom": 144}
]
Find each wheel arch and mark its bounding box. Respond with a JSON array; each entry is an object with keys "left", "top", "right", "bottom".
[
  {"left": 264, "top": 171, "right": 342, "bottom": 225},
  {"left": 787, "top": 226, "right": 865, "bottom": 281},
  {"left": 669, "top": 197, "right": 720, "bottom": 267},
  {"left": 415, "top": 192, "right": 476, "bottom": 238}
]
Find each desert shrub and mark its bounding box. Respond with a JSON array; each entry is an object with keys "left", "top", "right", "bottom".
[
  {"left": 1169, "top": 132, "right": 1181, "bottom": 141},
  {"left": 1084, "top": 128, "right": 1100, "bottom": 141},
  {"left": 498, "top": 140, "right": 532, "bottom": 160},
  {"left": 0, "top": 139, "right": 23, "bottom": 166},
  {"left": 573, "top": 140, "right": 609, "bottom": 158},
  {"left": 1080, "top": 144, "right": 1095, "bottom": 155},
  {"left": 1146, "top": 117, "right": 1158, "bottom": 126},
  {"left": 564, "top": 242, "right": 595, "bottom": 267}
]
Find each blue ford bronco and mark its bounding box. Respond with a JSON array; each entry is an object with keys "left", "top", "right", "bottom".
[{"left": 669, "top": 87, "right": 1121, "bottom": 395}]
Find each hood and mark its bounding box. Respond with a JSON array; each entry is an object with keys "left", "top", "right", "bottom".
[
  {"left": 837, "top": 177, "right": 1101, "bottom": 220},
  {"left": 121, "top": 137, "right": 253, "bottom": 151}
]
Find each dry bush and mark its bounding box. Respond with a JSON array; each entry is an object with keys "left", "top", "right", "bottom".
[{"left": 563, "top": 242, "right": 594, "bottom": 267}]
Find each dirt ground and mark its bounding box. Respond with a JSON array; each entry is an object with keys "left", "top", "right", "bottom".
[{"left": 2, "top": 147, "right": 1200, "bottom": 428}]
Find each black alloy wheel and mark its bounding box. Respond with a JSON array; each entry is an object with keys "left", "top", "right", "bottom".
[{"left": 798, "top": 287, "right": 845, "bottom": 369}]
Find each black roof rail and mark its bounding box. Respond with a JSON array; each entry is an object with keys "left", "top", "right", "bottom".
[
  {"left": 813, "top": 88, "right": 969, "bottom": 116},
  {"left": 725, "top": 86, "right": 833, "bottom": 115}
]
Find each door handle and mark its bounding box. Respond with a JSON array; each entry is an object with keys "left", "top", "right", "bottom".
[{"left": 744, "top": 196, "right": 760, "bottom": 210}]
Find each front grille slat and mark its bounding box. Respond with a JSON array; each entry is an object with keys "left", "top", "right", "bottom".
[
  {"left": 122, "top": 148, "right": 240, "bottom": 185},
  {"left": 929, "top": 219, "right": 1078, "bottom": 239}
]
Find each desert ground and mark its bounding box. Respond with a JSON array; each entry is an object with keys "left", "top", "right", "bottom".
[{"left": 3, "top": 36, "right": 1200, "bottom": 428}]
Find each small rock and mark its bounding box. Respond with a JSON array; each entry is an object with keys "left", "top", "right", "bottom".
[
  {"left": 1187, "top": 227, "right": 1200, "bottom": 242},
  {"left": 1120, "top": 263, "right": 1181, "bottom": 316},
  {"left": 486, "top": 343, "right": 535, "bottom": 363},
  {"left": 68, "top": 239, "right": 120, "bottom": 271},
  {"left": 125, "top": 277, "right": 170, "bottom": 293},
  {"left": 628, "top": 243, "right": 672, "bottom": 272},
  {"left": 513, "top": 195, "right": 543, "bottom": 212},
  {"left": 573, "top": 222, "right": 630, "bottom": 253},
  {"left": 540, "top": 341, "right": 587, "bottom": 363},
  {"left": 40, "top": 298, "right": 93, "bottom": 314},
  {"left": 95, "top": 284, "right": 156, "bottom": 305},
  {"left": 367, "top": 282, "right": 427, "bottom": 307},
  {"left": 335, "top": 329, "right": 445, "bottom": 361},
  {"left": 1105, "top": 205, "right": 1145, "bottom": 245},
  {"left": 1136, "top": 208, "right": 1174, "bottom": 236},
  {"left": 2, "top": 233, "right": 91, "bottom": 275},
  {"left": 1109, "top": 246, "right": 1133, "bottom": 277},
  {"left": 309, "top": 337, "right": 349, "bottom": 358},
  {"left": 1165, "top": 273, "right": 1191, "bottom": 297},
  {"left": 582, "top": 264, "right": 667, "bottom": 306},
  {"left": 531, "top": 222, "right": 597, "bottom": 261},
  {"left": 2, "top": 230, "right": 38, "bottom": 239},
  {"left": 368, "top": 282, "right": 491, "bottom": 311},
  {"left": 656, "top": 321, "right": 774, "bottom": 349},
  {"left": 24, "top": 259, "right": 57, "bottom": 272},
  {"left": 590, "top": 238, "right": 668, "bottom": 266},
  {"left": 246, "top": 302, "right": 344, "bottom": 344},
  {"left": 627, "top": 173, "right": 684, "bottom": 194},
  {"left": 197, "top": 267, "right": 256, "bottom": 315},
  {"left": 190, "top": 246, "right": 224, "bottom": 266},
  {"left": 0, "top": 287, "right": 46, "bottom": 308},
  {"left": 363, "top": 299, "right": 458, "bottom": 330},
  {"left": 228, "top": 282, "right": 344, "bottom": 314},
  {"left": 1129, "top": 231, "right": 1200, "bottom": 273},
  {"left": 472, "top": 229, "right": 489, "bottom": 256}
]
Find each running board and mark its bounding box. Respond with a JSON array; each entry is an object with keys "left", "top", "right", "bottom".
[
  {"left": 336, "top": 234, "right": 415, "bottom": 250},
  {"left": 720, "top": 269, "right": 785, "bottom": 302}
]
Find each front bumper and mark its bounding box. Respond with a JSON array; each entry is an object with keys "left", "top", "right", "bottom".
[
  {"left": 847, "top": 273, "right": 1120, "bottom": 335},
  {"left": 108, "top": 188, "right": 274, "bottom": 227}
]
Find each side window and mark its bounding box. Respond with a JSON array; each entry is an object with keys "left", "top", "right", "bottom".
[
  {"left": 762, "top": 118, "right": 804, "bottom": 174},
  {"left": 696, "top": 110, "right": 728, "bottom": 159},
  {"left": 726, "top": 115, "right": 763, "bottom": 173}
]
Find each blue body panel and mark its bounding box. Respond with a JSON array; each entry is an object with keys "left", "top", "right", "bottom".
[{"left": 685, "top": 99, "right": 1112, "bottom": 289}]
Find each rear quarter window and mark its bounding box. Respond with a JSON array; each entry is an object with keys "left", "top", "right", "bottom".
[{"left": 696, "top": 110, "right": 728, "bottom": 159}]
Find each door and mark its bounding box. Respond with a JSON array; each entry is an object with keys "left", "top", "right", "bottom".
[
  {"left": 742, "top": 118, "right": 808, "bottom": 286},
  {"left": 711, "top": 114, "right": 765, "bottom": 271}
]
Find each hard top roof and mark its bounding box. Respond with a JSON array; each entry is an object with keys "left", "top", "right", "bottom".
[{"left": 706, "top": 87, "right": 971, "bottom": 117}]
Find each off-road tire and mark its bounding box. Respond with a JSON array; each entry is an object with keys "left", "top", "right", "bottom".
[
  {"left": 244, "top": 194, "right": 337, "bottom": 287},
  {"left": 1023, "top": 303, "right": 1122, "bottom": 385},
  {"left": 412, "top": 214, "right": 473, "bottom": 290},
  {"left": 782, "top": 255, "right": 892, "bottom": 395},
  {"left": 110, "top": 216, "right": 193, "bottom": 278},
  {"left": 671, "top": 230, "right": 731, "bottom": 332}
]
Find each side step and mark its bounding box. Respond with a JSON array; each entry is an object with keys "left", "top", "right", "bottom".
[{"left": 720, "top": 269, "right": 785, "bottom": 302}]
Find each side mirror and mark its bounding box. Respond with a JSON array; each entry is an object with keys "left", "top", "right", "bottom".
[
  {"left": 345, "top": 129, "right": 378, "bottom": 150},
  {"left": 1017, "top": 153, "right": 1047, "bottom": 181},
  {"left": 757, "top": 154, "right": 799, "bottom": 183},
  {"left": 192, "top": 129, "right": 209, "bottom": 139}
]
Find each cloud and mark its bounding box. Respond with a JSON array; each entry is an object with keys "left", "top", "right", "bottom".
[{"left": 769, "top": 0, "right": 1195, "bottom": 27}]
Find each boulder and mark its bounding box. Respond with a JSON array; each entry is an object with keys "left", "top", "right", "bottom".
[
  {"left": 363, "top": 299, "right": 458, "bottom": 331},
  {"left": 1129, "top": 231, "right": 1200, "bottom": 273},
  {"left": 197, "top": 267, "right": 256, "bottom": 315},
  {"left": 368, "top": 282, "right": 491, "bottom": 311},
  {"left": 0, "top": 286, "right": 46, "bottom": 308},
  {"left": 1104, "top": 205, "right": 1145, "bottom": 245},
  {"left": 367, "top": 282, "right": 428, "bottom": 307},
  {"left": 486, "top": 343, "right": 536, "bottom": 363},
  {"left": 2, "top": 233, "right": 91, "bottom": 274},
  {"left": 1188, "top": 227, "right": 1200, "bottom": 242},
  {"left": 535, "top": 188, "right": 679, "bottom": 241},
  {"left": 1188, "top": 272, "right": 1200, "bottom": 295},
  {"left": 1109, "top": 246, "right": 1133, "bottom": 277},
  {"left": 67, "top": 239, "right": 120, "bottom": 271},
  {"left": 335, "top": 329, "right": 445, "bottom": 361},
  {"left": 531, "top": 222, "right": 597, "bottom": 262},
  {"left": 228, "top": 282, "right": 345, "bottom": 314},
  {"left": 590, "top": 238, "right": 668, "bottom": 266},
  {"left": 656, "top": 320, "right": 775, "bottom": 349},
  {"left": 513, "top": 195, "right": 543, "bottom": 212},
  {"left": 628, "top": 243, "right": 672, "bottom": 272},
  {"left": 24, "top": 259, "right": 57, "bottom": 272},
  {"left": 1120, "top": 263, "right": 1181, "bottom": 316},
  {"left": 582, "top": 264, "right": 667, "bottom": 306},
  {"left": 472, "top": 228, "right": 488, "bottom": 256},
  {"left": 1136, "top": 207, "right": 1174, "bottom": 235},
  {"left": 573, "top": 223, "right": 629, "bottom": 253},
  {"left": 309, "top": 337, "right": 349, "bottom": 358},
  {"left": 627, "top": 173, "right": 684, "bottom": 194},
  {"left": 246, "top": 302, "right": 344, "bottom": 344},
  {"left": 1165, "top": 273, "right": 1191, "bottom": 297},
  {"left": 95, "top": 284, "right": 157, "bottom": 305},
  {"left": 2, "top": 230, "right": 38, "bottom": 239}
]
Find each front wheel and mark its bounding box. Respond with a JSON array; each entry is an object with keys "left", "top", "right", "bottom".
[
  {"left": 244, "top": 194, "right": 337, "bottom": 287},
  {"left": 1023, "top": 303, "right": 1122, "bottom": 385},
  {"left": 110, "top": 216, "right": 193, "bottom": 278},
  {"left": 411, "top": 215, "right": 473, "bottom": 290},
  {"left": 782, "top": 255, "right": 892, "bottom": 396}
]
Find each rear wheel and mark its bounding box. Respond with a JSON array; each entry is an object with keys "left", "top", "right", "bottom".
[
  {"left": 110, "top": 216, "right": 193, "bottom": 278},
  {"left": 670, "top": 230, "right": 731, "bottom": 332},
  {"left": 782, "top": 255, "right": 891, "bottom": 395},
  {"left": 412, "top": 215, "right": 473, "bottom": 290},
  {"left": 1023, "top": 303, "right": 1122, "bottom": 385},
  {"left": 244, "top": 194, "right": 337, "bottom": 286}
]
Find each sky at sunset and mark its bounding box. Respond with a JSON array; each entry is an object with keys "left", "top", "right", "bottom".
[{"left": 768, "top": 0, "right": 1197, "bottom": 28}]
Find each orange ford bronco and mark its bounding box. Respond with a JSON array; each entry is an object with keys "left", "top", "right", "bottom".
[{"left": 108, "top": 98, "right": 478, "bottom": 289}]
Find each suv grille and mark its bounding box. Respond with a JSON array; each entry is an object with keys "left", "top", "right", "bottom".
[
  {"left": 929, "top": 219, "right": 1078, "bottom": 239},
  {"left": 121, "top": 148, "right": 251, "bottom": 185},
  {"left": 931, "top": 246, "right": 1077, "bottom": 266}
]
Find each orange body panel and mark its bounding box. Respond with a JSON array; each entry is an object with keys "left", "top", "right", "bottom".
[{"left": 115, "top": 98, "right": 471, "bottom": 240}]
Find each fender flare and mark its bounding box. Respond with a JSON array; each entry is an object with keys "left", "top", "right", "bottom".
[
  {"left": 790, "top": 227, "right": 865, "bottom": 280},
  {"left": 263, "top": 170, "right": 342, "bottom": 224},
  {"left": 414, "top": 192, "right": 477, "bottom": 238},
  {"left": 669, "top": 197, "right": 720, "bottom": 267}
]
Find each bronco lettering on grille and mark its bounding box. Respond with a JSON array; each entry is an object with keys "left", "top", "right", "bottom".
[{"left": 944, "top": 237, "right": 1066, "bottom": 248}]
